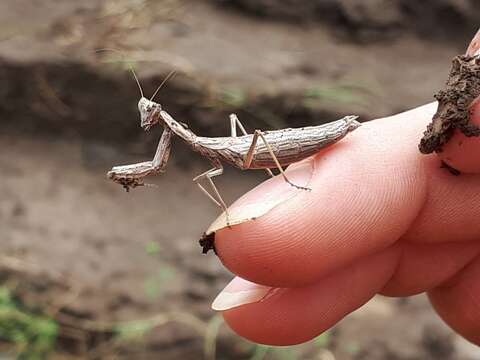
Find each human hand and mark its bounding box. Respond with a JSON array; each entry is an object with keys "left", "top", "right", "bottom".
[{"left": 208, "top": 101, "right": 480, "bottom": 346}]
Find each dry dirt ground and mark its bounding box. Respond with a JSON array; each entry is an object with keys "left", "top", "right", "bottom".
[
  {"left": 214, "top": 0, "right": 480, "bottom": 42},
  {"left": 1, "top": 0, "right": 480, "bottom": 359}
]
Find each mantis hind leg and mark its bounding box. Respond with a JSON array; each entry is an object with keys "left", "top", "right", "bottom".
[{"left": 243, "top": 129, "right": 311, "bottom": 191}]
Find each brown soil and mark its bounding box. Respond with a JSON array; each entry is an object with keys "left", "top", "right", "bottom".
[
  {"left": 419, "top": 55, "right": 480, "bottom": 154},
  {"left": 1, "top": 0, "right": 480, "bottom": 359}
]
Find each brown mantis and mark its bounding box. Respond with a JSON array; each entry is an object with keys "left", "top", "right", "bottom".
[{"left": 107, "top": 75, "right": 361, "bottom": 215}]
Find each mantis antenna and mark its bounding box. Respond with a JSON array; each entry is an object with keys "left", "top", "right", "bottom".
[
  {"left": 129, "top": 66, "right": 144, "bottom": 98},
  {"left": 150, "top": 70, "right": 177, "bottom": 102},
  {"left": 94, "top": 48, "right": 144, "bottom": 98},
  {"left": 94, "top": 48, "right": 176, "bottom": 100}
]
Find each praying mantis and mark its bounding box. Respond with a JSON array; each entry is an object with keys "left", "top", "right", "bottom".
[{"left": 107, "top": 73, "right": 361, "bottom": 214}]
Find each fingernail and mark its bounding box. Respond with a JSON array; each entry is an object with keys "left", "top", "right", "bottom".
[
  {"left": 212, "top": 277, "right": 275, "bottom": 311},
  {"left": 206, "top": 158, "right": 315, "bottom": 234},
  {"left": 467, "top": 28, "right": 480, "bottom": 57}
]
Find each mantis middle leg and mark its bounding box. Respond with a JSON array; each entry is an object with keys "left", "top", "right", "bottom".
[{"left": 192, "top": 163, "right": 229, "bottom": 214}]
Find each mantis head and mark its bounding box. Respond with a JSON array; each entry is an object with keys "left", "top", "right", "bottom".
[
  {"left": 137, "top": 70, "right": 177, "bottom": 131},
  {"left": 138, "top": 97, "right": 162, "bottom": 131}
]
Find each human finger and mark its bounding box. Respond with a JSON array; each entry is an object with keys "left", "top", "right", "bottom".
[
  {"left": 212, "top": 104, "right": 433, "bottom": 287},
  {"left": 219, "top": 247, "right": 398, "bottom": 345}
]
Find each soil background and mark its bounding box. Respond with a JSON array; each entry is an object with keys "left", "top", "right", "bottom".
[{"left": 1, "top": 0, "right": 480, "bottom": 359}]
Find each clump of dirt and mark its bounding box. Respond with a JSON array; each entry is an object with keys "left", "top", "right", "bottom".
[
  {"left": 199, "top": 232, "right": 216, "bottom": 254},
  {"left": 419, "top": 55, "right": 480, "bottom": 154},
  {"left": 214, "top": 0, "right": 480, "bottom": 42}
]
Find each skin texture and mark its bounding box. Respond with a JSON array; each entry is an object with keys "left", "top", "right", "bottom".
[{"left": 212, "top": 101, "right": 480, "bottom": 346}]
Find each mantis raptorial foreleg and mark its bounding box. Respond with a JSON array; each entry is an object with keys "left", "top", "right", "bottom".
[
  {"left": 229, "top": 114, "right": 274, "bottom": 178},
  {"left": 192, "top": 165, "right": 228, "bottom": 214},
  {"left": 152, "top": 128, "right": 173, "bottom": 169},
  {"left": 108, "top": 128, "right": 173, "bottom": 191},
  {"left": 243, "top": 129, "right": 311, "bottom": 191}
]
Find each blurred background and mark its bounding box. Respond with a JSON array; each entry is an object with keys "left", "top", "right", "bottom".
[{"left": 1, "top": 0, "right": 480, "bottom": 359}]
